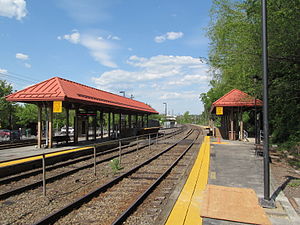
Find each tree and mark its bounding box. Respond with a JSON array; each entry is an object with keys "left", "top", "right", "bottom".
[
  {"left": 15, "top": 104, "right": 38, "bottom": 126},
  {"left": 0, "top": 80, "right": 14, "bottom": 129}
]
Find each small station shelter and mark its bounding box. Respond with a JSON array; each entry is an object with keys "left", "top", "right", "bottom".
[
  {"left": 6, "top": 77, "right": 158, "bottom": 148},
  {"left": 210, "top": 89, "right": 262, "bottom": 141}
]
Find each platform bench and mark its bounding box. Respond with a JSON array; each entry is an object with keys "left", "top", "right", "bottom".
[{"left": 53, "top": 135, "right": 70, "bottom": 144}]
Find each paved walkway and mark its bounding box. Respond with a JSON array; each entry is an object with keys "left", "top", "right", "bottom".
[{"left": 205, "top": 138, "right": 300, "bottom": 225}]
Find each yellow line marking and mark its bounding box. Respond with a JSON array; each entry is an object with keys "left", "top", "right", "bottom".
[
  {"left": 0, "top": 146, "right": 92, "bottom": 168},
  {"left": 165, "top": 136, "right": 210, "bottom": 225},
  {"left": 211, "top": 142, "right": 229, "bottom": 145}
]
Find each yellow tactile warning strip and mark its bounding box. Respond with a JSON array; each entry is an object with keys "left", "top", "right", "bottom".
[
  {"left": 200, "top": 185, "right": 272, "bottom": 225},
  {"left": 0, "top": 146, "right": 92, "bottom": 168},
  {"left": 165, "top": 136, "right": 210, "bottom": 225},
  {"left": 211, "top": 142, "right": 229, "bottom": 144}
]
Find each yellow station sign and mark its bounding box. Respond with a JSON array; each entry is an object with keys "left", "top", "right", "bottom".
[
  {"left": 216, "top": 106, "right": 223, "bottom": 115},
  {"left": 53, "top": 101, "right": 62, "bottom": 113}
]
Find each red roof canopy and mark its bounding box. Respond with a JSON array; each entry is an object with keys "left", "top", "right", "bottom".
[
  {"left": 6, "top": 77, "right": 158, "bottom": 114},
  {"left": 210, "top": 89, "right": 262, "bottom": 112}
]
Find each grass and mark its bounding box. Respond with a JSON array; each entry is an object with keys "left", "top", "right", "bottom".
[
  {"left": 288, "top": 179, "right": 300, "bottom": 187},
  {"left": 109, "top": 158, "right": 123, "bottom": 173}
]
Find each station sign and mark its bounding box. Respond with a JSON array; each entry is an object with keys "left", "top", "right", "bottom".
[
  {"left": 216, "top": 106, "right": 223, "bottom": 115},
  {"left": 53, "top": 101, "right": 62, "bottom": 113}
]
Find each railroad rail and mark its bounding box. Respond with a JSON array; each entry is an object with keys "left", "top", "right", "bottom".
[
  {"left": 32, "top": 127, "right": 200, "bottom": 225},
  {"left": 0, "top": 139, "right": 40, "bottom": 150},
  {"left": 0, "top": 127, "right": 185, "bottom": 200}
]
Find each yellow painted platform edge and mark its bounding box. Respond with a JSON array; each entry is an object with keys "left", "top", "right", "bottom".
[
  {"left": 165, "top": 136, "right": 210, "bottom": 225},
  {"left": 0, "top": 146, "right": 92, "bottom": 167}
]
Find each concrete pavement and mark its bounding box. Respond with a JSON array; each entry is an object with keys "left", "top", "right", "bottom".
[{"left": 204, "top": 137, "right": 300, "bottom": 225}]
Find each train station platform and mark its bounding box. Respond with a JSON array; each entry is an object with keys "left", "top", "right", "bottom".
[{"left": 164, "top": 137, "right": 300, "bottom": 225}]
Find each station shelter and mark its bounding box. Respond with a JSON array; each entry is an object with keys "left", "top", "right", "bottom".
[
  {"left": 210, "top": 89, "right": 262, "bottom": 141},
  {"left": 6, "top": 77, "right": 158, "bottom": 148}
]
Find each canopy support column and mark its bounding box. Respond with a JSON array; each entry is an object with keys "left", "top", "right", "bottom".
[
  {"left": 119, "top": 113, "right": 122, "bottom": 138},
  {"left": 108, "top": 112, "right": 111, "bottom": 139},
  {"left": 66, "top": 106, "right": 69, "bottom": 144},
  {"left": 239, "top": 108, "right": 244, "bottom": 141},
  {"left": 48, "top": 104, "right": 53, "bottom": 148},
  {"left": 74, "top": 107, "right": 79, "bottom": 144},
  {"left": 128, "top": 114, "right": 132, "bottom": 128},
  {"left": 100, "top": 111, "right": 104, "bottom": 139},
  {"left": 112, "top": 113, "right": 115, "bottom": 139},
  {"left": 37, "top": 104, "right": 42, "bottom": 148},
  {"left": 85, "top": 110, "right": 89, "bottom": 141},
  {"left": 135, "top": 114, "right": 138, "bottom": 128},
  {"left": 230, "top": 108, "right": 234, "bottom": 140},
  {"left": 93, "top": 111, "right": 97, "bottom": 141},
  {"left": 146, "top": 114, "right": 149, "bottom": 128}
]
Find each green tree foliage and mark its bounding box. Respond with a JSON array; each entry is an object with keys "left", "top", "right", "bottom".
[
  {"left": 202, "top": 0, "right": 300, "bottom": 149},
  {"left": 0, "top": 80, "right": 14, "bottom": 129},
  {"left": 15, "top": 104, "right": 38, "bottom": 126}
]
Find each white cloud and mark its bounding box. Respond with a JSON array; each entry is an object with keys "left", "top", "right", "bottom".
[
  {"left": 16, "top": 53, "right": 29, "bottom": 60},
  {"left": 168, "top": 74, "right": 210, "bottom": 86},
  {"left": 58, "top": 31, "right": 81, "bottom": 44},
  {"left": 0, "top": 0, "right": 27, "bottom": 20},
  {"left": 56, "top": 0, "right": 115, "bottom": 24},
  {"left": 166, "top": 32, "right": 184, "bottom": 40},
  {"left": 91, "top": 55, "right": 211, "bottom": 114},
  {"left": 159, "top": 91, "right": 199, "bottom": 100},
  {"left": 107, "top": 35, "right": 121, "bottom": 40},
  {"left": 0, "top": 68, "right": 8, "bottom": 74},
  {"left": 24, "top": 63, "right": 31, "bottom": 68},
  {"left": 81, "top": 34, "right": 117, "bottom": 68},
  {"left": 58, "top": 31, "right": 117, "bottom": 68},
  {"left": 154, "top": 32, "right": 184, "bottom": 43},
  {"left": 93, "top": 55, "right": 208, "bottom": 86},
  {"left": 154, "top": 35, "right": 166, "bottom": 43}
]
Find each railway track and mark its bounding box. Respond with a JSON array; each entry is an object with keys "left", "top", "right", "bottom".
[
  {"left": 0, "top": 139, "right": 39, "bottom": 150},
  {"left": 0, "top": 126, "right": 202, "bottom": 225},
  {"left": 0, "top": 128, "right": 185, "bottom": 200},
  {"left": 33, "top": 128, "right": 200, "bottom": 225},
  {"left": 0, "top": 126, "right": 195, "bottom": 224}
]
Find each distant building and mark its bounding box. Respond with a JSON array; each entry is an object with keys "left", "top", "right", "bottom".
[{"left": 163, "top": 115, "right": 177, "bottom": 128}]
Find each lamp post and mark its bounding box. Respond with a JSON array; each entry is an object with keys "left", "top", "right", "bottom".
[
  {"left": 163, "top": 102, "right": 167, "bottom": 116},
  {"left": 260, "top": 0, "right": 275, "bottom": 208},
  {"left": 253, "top": 75, "right": 259, "bottom": 145},
  {"left": 119, "top": 91, "right": 125, "bottom": 97}
]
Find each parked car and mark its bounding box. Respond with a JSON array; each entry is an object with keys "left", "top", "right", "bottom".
[
  {"left": 61, "top": 126, "right": 74, "bottom": 134},
  {"left": 10, "top": 130, "right": 21, "bottom": 140},
  {"left": 0, "top": 129, "right": 10, "bottom": 138}
]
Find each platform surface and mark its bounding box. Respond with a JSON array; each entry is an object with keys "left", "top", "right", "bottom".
[
  {"left": 200, "top": 184, "right": 271, "bottom": 225},
  {"left": 206, "top": 137, "right": 300, "bottom": 225}
]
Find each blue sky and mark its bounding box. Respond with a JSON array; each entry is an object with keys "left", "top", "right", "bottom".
[{"left": 0, "top": 0, "right": 212, "bottom": 115}]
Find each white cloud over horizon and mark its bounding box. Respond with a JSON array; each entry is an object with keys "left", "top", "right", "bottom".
[
  {"left": 154, "top": 32, "right": 184, "bottom": 43},
  {"left": 16, "top": 52, "right": 29, "bottom": 60},
  {"left": 91, "top": 55, "right": 211, "bottom": 114},
  {"left": 0, "top": 0, "right": 27, "bottom": 20},
  {"left": 0, "top": 68, "right": 8, "bottom": 74},
  {"left": 58, "top": 30, "right": 118, "bottom": 68}
]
